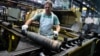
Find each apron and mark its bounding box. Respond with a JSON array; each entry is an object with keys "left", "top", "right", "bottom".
[{"left": 39, "top": 12, "right": 54, "bottom": 39}]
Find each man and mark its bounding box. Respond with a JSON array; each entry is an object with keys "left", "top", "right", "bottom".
[{"left": 22, "top": 0, "right": 60, "bottom": 39}]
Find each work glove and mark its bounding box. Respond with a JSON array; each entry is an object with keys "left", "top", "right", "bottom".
[
  {"left": 53, "top": 31, "right": 58, "bottom": 40},
  {"left": 21, "top": 25, "right": 28, "bottom": 35},
  {"left": 53, "top": 31, "right": 58, "bottom": 36},
  {"left": 22, "top": 25, "right": 28, "bottom": 30}
]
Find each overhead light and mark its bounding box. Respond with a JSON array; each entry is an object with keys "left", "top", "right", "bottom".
[
  {"left": 87, "top": 4, "right": 89, "bottom": 7},
  {"left": 82, "top": 7, "right": 87, "bottom": 10},
  {"left": 83, "top": 2, "right": 86, "bottom": 4}
]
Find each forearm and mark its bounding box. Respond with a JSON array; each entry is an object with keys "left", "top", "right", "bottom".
[
  {"left": 25, "top": 19, "right": 33, "bottom": 25},
  {"left": 55, "top": 25, "right": 60, "bottom": 33}
]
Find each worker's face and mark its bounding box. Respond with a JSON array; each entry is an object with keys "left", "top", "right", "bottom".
[{"left": 44, "top": 4, "right": 52, "bottom": 14}]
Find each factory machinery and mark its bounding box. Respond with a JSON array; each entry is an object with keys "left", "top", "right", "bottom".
[
  {"left": 0, "top": 19, "right": 99, "bottom": 56},
  {"left": 0, "top": 0, "right": 100, "bottom": 56}
]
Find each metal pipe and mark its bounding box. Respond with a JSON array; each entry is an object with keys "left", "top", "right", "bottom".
[{"left": 25, "top": 31, "right": 62, "bottom": 52}]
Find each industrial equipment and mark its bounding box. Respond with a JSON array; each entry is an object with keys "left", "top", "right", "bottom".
[
  {"left": 0, "top": 0, "right": 99, "bottom": 56},
  {"left": 0, "top": 20, "right": 97, "bottom": 56}
]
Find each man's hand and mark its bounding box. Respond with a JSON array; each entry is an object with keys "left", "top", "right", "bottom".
[
  {"left": 53, "top": 31, "right": 58, "bottom": 36},
  {"left": 53, "top": 31, "right": 59, "bottom": 40},
  {"left": 21, "top": 25, "right": 28, "bottom": 35},
  {"left": 22, "top": 25, "right": 28, "bottom": 30}
]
